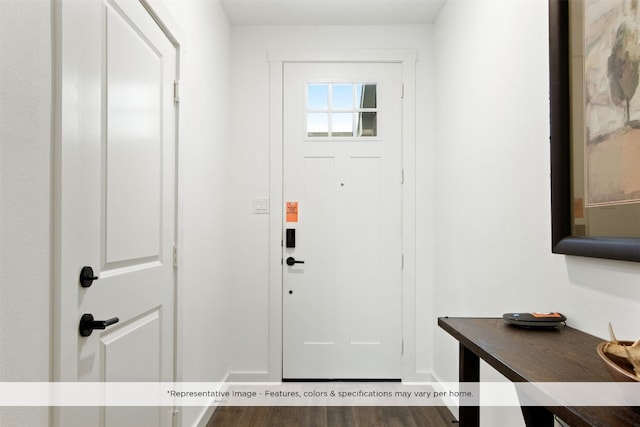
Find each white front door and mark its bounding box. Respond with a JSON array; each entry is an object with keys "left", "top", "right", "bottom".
[
  {"left": 282, "top": 62, "right": 403, "bottom": 379},
  {"left": 56, "top": 0, "right": 178, "bottom": 425}
]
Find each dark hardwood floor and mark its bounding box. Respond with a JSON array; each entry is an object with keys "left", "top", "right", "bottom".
[{"left": 206, "top": 406, "right": 458, "bottom": 427}]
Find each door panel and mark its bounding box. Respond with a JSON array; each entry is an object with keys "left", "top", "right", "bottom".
[
  {"left": 347, "top": 156, "right": 382, "bottom": 344},
  {"left": 283, "top": 62, "right": 402, "bottom": 379},
  {"left": 101, "top": 309, "right": 161, "bottom": 382},
  {"left": 57, "top": 0, "right": 177, "bottom": 425},
  {"left": 105, "top": 3, "right": 163, "bottom": 265},
  {"left": 303, "top": 157, "right": 336, "bottom": 344}
]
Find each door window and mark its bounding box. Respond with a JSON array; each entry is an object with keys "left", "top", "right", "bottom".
[{"left": 306, "top": 83, "right": 378, "bottom": 139}]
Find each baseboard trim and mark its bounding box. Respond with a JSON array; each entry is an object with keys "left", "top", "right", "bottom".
[
  {"left": 402, "top": 371, "right": 433, "bottom": 383},
  {"left": 226, "top": 371, "right": 273, "bottom": 382},
  {"left": 227, "top": 371, "right": 436, "bottom": 383},
  {"left": 194, "top": 405, "right": 216, "bottom": 427},
  {"left": 430, "top": 372, "right": 459, "bottom": 419},
  {"left": 193, "top": 373, "right": 231, "bottom": 427}
]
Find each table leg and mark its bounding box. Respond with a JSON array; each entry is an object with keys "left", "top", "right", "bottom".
[
  {"left": 459, "top": 343, "right": 480, "bottom": 427},
  {"left": 520, "top": 407, "right": 554, "bottom": 427},
  {"left": 515, "top": 382, "right": 555, "bottom": 426}
]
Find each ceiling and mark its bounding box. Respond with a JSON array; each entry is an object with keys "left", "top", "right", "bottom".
[{"left": 220, "top": 0, "right": 447, "bottom": 25}]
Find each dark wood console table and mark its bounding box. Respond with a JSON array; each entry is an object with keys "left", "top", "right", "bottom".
[{"left": 438, "top": 317, "right": 640, "bottom": 427}]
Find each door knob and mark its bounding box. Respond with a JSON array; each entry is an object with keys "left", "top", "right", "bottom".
[
  {"left": 286, "top": 257, "right": 305, "bottom": 266},
  {"left": 79, "top": 266, "right": 99, "bottom": 288},
  {"left": 79, "top": 313, "right": 119, "bottom": 337}
]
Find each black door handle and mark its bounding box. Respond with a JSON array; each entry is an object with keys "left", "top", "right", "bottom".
[
  {"left": 286, "top": 257, "right": 305, "bottom": 266},
  {"left": 79, "top": 266, "right": 99, "bottom": 287},
  {"left": 79, "top": 313, "right": 119, "bottom": 337}
]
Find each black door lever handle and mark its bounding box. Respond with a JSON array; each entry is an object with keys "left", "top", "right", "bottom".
[
  {"left": 79, "top": 266, "right": 99, "bottom": 287},
  {"left": 286, "top": 257, "right": 305, "bottom": 266},
  {"left": 79, "top": 313, "right": 119, "bottom": 337}
]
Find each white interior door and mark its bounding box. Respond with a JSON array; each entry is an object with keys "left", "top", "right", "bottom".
[
  {"left": 56, "top": 0, "right": 177, "bottom": 425},
  {"left": 282, "top": 62, "right": 403, "bottom": 379}
]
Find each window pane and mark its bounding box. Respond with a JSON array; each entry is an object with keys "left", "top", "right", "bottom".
[
  {"left": 332, "top": 84, "right": 353, "bottom": 110},
  {"left": 356, "top": 84, "right": 377, "bottom": 109},
  {"left": 357, "top": 112, "right": 377, "bottom": 137},
  {"left": 332, "top": 113, "right": 354, "bottom": 137},
  {"left": 307, "top": 84, "right": 328, "bottom": 110},
  {"left": 307, "top": 113, "right": 329, "bottom": 137}
]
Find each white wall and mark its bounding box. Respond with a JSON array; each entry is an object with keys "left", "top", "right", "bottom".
[
  {"left": 0, "top": 0, "right": 53, "bottom": 425},
  {"left": 228, "top": 25, "right": 437, "bottom": 378},
  {"left": 433, "top": 0, "right": 640, "bottom": 425}
]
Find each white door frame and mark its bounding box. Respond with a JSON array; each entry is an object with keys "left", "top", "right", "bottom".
[
  {"left": 52, "top": 0, "right": 185, "bottom": 414},
  {"left": 268, "top": 49, "right": 417, "bottom": 382}
]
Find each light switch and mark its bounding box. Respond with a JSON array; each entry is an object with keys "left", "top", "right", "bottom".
[{"left": 253, "top": 197, "right": 269, "bottom": 214}]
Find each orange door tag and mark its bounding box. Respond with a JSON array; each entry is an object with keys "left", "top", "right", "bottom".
[{"left": 286, "top": 202, "right": 298, "bottom": 223}]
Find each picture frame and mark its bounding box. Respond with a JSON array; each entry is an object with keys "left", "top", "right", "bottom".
[{"left": 549, "top": 0, "right": 640, "bottom": 262}]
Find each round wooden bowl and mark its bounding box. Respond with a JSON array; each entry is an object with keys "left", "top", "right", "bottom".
[{"left": 597, "top": 341, "right": 639, "bottom": 382}]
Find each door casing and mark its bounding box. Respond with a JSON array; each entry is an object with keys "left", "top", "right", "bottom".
[{"left": 266, "top": 49, "right": 418, "bottom": 382}]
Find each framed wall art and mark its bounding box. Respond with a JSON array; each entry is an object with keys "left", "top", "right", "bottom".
[{"left": 549, "top": 0, "right": 640, "bottom": 262}]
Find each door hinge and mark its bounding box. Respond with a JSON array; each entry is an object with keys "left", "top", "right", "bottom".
[
  {"left": 173, "top": 80, "right": 180, "bottom": 104},
  {"left": 401, "top": 169, "right": 405, "bottom": 184},
  {"left": 401, "top": 254, "right": 404, "bottom": 270},
  {"left": 401, "top": 83, "right": 404, "bottom": 99},
  {"left": 173, "top": 245, "right": 178, "bottom": 268},
  {"left": 401, "top": 339, "right": 404, "bottom": 355}
]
